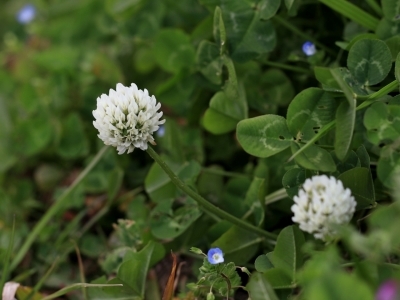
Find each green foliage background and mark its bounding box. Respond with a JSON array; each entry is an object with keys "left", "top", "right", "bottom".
[{"left": 2, "top": 0, "right": 400, "bottom": 299}]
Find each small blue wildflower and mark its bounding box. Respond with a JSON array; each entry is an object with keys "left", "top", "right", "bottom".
[
  {"left": 156, "top": 125, "right": 165, "bottom": 137},
  {"left": 302, "top": 41, "right": 316, "bottom": 56},
  {"left": 207, "top": 248, "right": 224, "bottom": 264},
  {"left": 16, "top": 4, "right": 36, "bottom": 24}
]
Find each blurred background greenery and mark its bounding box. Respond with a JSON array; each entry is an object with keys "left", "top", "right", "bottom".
[{"left": 2, "top": 0, "right": 383, "bottom": 298}]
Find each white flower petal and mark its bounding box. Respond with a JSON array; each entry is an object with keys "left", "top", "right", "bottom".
[
  {"left": 291, "top": 175, "right": 356, "bottom": 241},
  {"left": 93, "top": 83, "right": 165, "bottom": 154}
]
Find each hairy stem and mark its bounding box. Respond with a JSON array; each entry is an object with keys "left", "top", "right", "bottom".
[{"left": 146, "top": 146, "right": 277, "bottom": 240}]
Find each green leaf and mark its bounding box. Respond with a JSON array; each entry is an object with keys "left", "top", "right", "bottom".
[
  {"left": 284, "top": 0, "right": 301, "bottom": 16},
  {"left": 91, "top": 53, "right": 124, "bottom": 83},
  {"left": 145, "top": 160, "right": 201, "bottom": 202},
  {"left": 287, "top": 88, "right": 336, "bottom": 141},
  {"left": 202, "top": 107, "right": 238, "bottom": 134},
  {"left": 57, "top": 113, "right": 89, "bottom": 159},
  {"left": 259, "top": 0, "right": 281, "bottom": 20},
  {"left": 261, "top": 69, "right": 295, "bottom": 106},
  {"left": 385, "top": 36, "right": 400, "bottom": 61},
  {"left": 255, "top": 254, "right": 274, "bottom": 273},
  {"left": 237, "top": 115, "right": 293, "bottom": 158},
  {"left": 332, "top": 150, "right": 360, "bottom": 174},
  {"left": 263, "top": 268, "right": 294, "bottom": 289},
  {"left": 334, "top": 100, "right": 356, "bottom": 161},
  {"left": 377, "top": 18, "right": 400, "bottom": 39},
  {"left": 304, "top": 272, "right": 374, "bottom": 300},
  {"left": 314, "top": 67, "right": 341, "bottom": 91},
  {"left": 244, "top": 177, "right": 265, "bottom": 226},
  {"left": 330, "top": 68, "right": 356, "bottom": 106},
  {"left": 382, "top": 0, "right": 400, "bottom": 22},
  {"left": 150, "top": 198, "right": 202, "bottom": 239},
  {"left": 271, "top": 225, "right": 305, "bottom": 280},
  {"left": 117, "top": 242, "right": 155, "bottom": 298},
  {"left": 107, "top": 168, "right": 124, "bottom": 202},
  {"left": 282, "top": 168, "right": 306, "bottom": 199},
  {"left": 153, "top": 29, "right": 196, "bottom": 73},
  {"left": 210, "top": 87, "right": 244, "bottom": 121},
  {"left": 213, "top": 6, "right": 226, "bottom": 53},
  {"left": 245, "top": 67, "right": 294, "bottom": 114},
  {"left": 13, "top": 112, "right": 53, "bottom": 157},
  {"left": 246, "top": 272, "right": 279, "bottom": 300},
  {"left": 196, "top": 41, "right": 222, "bottom": 85},
  {"left": 377, "top": 146, "right": 400, "bottom": 188},
  {"left": 212, "top": 226, "right": 262, "bottom": 264},
  {"left": 395, "top": 52, "right": 400, "bottom": 89},
  {"left": 33, "top": 47, "right": 80, "bottom": 73},
  {"left": 364, "top": 102, "right": 400, "bottom": 145},
  {"left": 203, "top": 57, "right": 247, "bottom": 134},
  {"left": 105, "top": 0, "right": 145, "bottom": 21},
  {"left": 347, "top": 39, "right": 392, "bottom": 86},
  {"left": 199, "top": 0, "right": 276, "bottom": 62},
  {"left": 291, "top": 143, "right": 336, "bottom": 172},
  {"left": 338, "top": 167, "right": 375, "bottom": 210},
  {"left": 345, "top": 33, "right": 379, "bottom": 51},
  {"left": 356, "top": 145, "right": 370, "bottom": 168}
]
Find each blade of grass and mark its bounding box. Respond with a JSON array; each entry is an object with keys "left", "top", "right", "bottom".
[
  {"left": 26, "top": 258, "right": 59, "bottom": 300},
  {"left": 10, "top": 146, "right": 109, "bottom": 272},
  {"left": 40, "top": 283, "right": 123, "bottom": 300},
  {"left": 54, "top": 210, "right": 87, "bottom": 248},
  {"left": 366, "top": 0, "right": 382, "bottom": 16},
  {"left": 72, "top": 240, "right": 87, "bottom": 300},
  {"left": 262, "top": 61, "right": 313, "bottom": 74},
  {"left": 0, "top": 215, "right": 15, "bottom": 297},
  {"left": 318, "top": 0, "right": 379, "bottom": 31},
  {"left": 265, "top": 188, "right": 288, "bottom": 205}
]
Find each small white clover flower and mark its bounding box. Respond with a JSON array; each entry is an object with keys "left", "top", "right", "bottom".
[
  {"left": 291, "top": 175, "right": 356, "bottom": 241},
  {"left": 93, "top": 83, "right": 165, "bottom": 154}
]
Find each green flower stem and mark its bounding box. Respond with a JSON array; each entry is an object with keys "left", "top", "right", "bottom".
[
  {"left": 10, "top": 146, "right": 109, "bottom": 272},
  {"left": 273, "top": 15, "right": 336, "bottom": 56},
  {"left": 265, "top": 188, "right": 288, "bottom": 205},
  {"left": 318, "top": 0, "right": 379, "bottom": 31},
  {"left": 201, "top": 167, "right": 250, "bottom": 179},
  {"left": 289, "top": 80, "right": 399, "bottom": 161},
  {"left": 146, "top": 146, "right": 277, "bottom": 240},
  {"left": 366, "top": 0, "right": 383, "bottom": 16},
  {"left": 263, "top": 61, "right": 312, "bottom": 74},
  {"left": 357, "top": 80, "right": 399, "bottom": 106}
]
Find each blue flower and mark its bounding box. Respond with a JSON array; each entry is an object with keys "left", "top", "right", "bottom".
[
  {"left": 156, "top": 125, "right": 165, "bottom": 137},
  {"left": 16, "top": 4, "right": 36, "bottom": 24},
  {"left": 302, "top": 41, "right": 316, "bottom": 56},
  {"left": 207, "top": 248, "right": 224, "bottom": 264}
]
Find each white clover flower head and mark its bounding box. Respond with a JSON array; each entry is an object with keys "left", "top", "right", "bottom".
[
  {"left": 291, "top": 175, "right": 356, "bottom": 241},
  {"left": 93, "top": 83, "right": 165, "bottom": 154}
]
